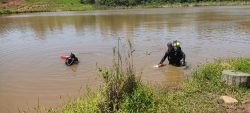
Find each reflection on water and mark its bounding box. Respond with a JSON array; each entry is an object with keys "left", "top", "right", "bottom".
[
  {"left": 0, "top": 6, "right": 250, "bottom": 113},
  {"left": 68, "top": 64, "right": 79, "bottom": 73},
  {"left": 160, "top": 65, "right": 185, "bottom": 87},
  {"left": 1, "top": 9, "right": 250, "bottom": 40}
]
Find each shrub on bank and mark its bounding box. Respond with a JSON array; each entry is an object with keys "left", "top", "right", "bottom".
[{"left": 0, "top": 0, "right": 8, "bottom": 3}]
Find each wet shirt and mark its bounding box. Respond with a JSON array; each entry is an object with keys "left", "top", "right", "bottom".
[{"left": 160, "top": 47, "right": 184, "bottom": 66}]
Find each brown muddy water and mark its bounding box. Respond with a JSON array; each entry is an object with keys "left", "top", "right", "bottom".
[{"left": 0, "top": 6, "right": 250, "bottom": 112}]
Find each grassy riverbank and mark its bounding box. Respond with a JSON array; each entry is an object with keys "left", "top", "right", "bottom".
[
  {"left": 1, "top": 0, "right": 250, "bottom": 14},
  {"left": 42, "top": 56, "right": 250, "bottom": 113},
  {"left": 0, "top": 0, "right": 94, "bottom": 14}
]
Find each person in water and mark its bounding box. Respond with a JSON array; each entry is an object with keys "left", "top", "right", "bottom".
[
  {"left": 158, "top": 40, "right": 186, "bottom": 67},
  {"left": 65, "top": 53, "right": 79, "bottom": 66}
]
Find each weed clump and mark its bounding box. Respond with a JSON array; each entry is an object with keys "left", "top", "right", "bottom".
[{"left": 97, "top": 39, "right": 158, "bottom": 113}]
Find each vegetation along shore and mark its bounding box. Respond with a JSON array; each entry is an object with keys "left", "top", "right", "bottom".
[{"left": 0, "top": 0, "right": 250, "bottom": 14}]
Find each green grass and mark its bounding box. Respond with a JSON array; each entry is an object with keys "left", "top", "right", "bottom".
[
  {"left": 60, "top": 92, "right": 103, "bottom": 113},
  {"left": 0, "top": 8, "right": 10, "bottom": 14}
]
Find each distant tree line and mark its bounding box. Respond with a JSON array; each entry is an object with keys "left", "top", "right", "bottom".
[{"left": 81, "top": 0, "right": 249, "bottom": 6}]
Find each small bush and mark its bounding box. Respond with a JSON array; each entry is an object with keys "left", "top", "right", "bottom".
[
  {"left": 0, "top": 9, "right": 12, "bottom": 14},
  {"left": 62, "top": 92, "right": 103, "bottom": 113},
  {"left": 96, "top": 39, "right": 140, "bottom": 112},
  {"left": 229, "top": 58, "right": 250, "bottom": 74},
  {"left": 0, "top": 0, "right": 8, "bottom": 3},
  {"left": 118, "top": 83, "right": 156, "bottom": 113},
  {"left": 81, "top": 0, "right": 95, "bottom": 4}
]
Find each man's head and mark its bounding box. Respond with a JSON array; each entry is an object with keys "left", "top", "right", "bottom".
[
  {"left": 167, "top": 42, "right": 173, "bottom": 48},
  {"left": 70, "top": 53, "right": 76, "bottom": 58}
]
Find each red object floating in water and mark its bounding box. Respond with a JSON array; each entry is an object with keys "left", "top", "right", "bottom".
[{"left": 60, "top": 55, "right": 69, "bottom": 60}]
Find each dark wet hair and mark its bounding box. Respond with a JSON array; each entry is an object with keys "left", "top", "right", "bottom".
[
  {"left": 70, "top": 53, "right": 76, "bottom": 58},
  {"left": 167, "top": 42, "right": 173, "bottom": 48}
]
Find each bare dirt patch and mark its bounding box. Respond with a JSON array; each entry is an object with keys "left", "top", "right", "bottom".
[
  {"left": 229, "top": 102, "right": 250, "bottom": 113},
  {"left": 0, "top": 0, "right": 23, "bottom": 8}
]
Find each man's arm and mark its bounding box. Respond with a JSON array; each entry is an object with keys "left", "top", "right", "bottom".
[
  {"left": 182, "top": 51, "right": 186, "bottom": 65},
  {"left": 159, "top": 51, "right": 169, "bottom": 64}
]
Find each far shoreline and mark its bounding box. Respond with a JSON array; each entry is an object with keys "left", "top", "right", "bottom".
[{"left": 1, "top": 1, "right": 250, "bottom": 15}]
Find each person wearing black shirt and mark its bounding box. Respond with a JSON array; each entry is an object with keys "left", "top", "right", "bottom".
[{"left": 158, "top": 41, "right": 186, "bottom": 67}]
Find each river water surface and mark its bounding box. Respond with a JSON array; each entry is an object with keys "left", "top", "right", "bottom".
[{"left": 0, "top": 6, "right": 250, "bottom": 112}]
